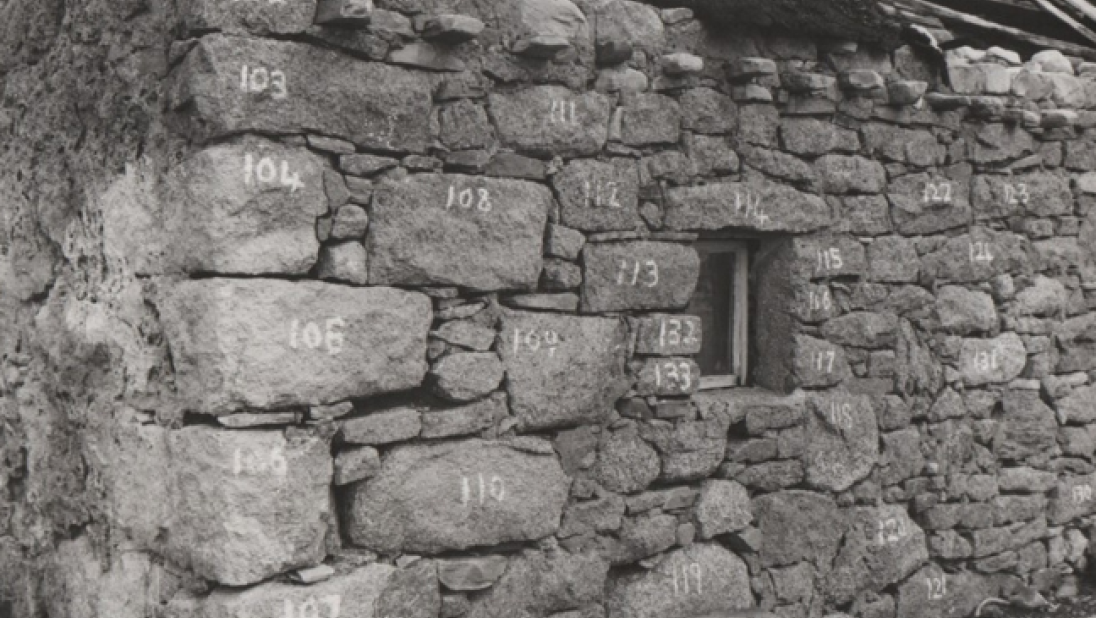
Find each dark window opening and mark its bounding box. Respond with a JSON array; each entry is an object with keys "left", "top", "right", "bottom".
[{"left": 687, "top": 240, "right": 750, "bottom": 389}]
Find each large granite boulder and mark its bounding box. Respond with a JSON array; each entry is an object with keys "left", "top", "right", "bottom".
[
  {"left": 580, "top": 241, "right": 699, "bottom": 313},
  {"left": 958, "top": 332, "right": 1026, "bottom": 386},
  {"left": 168, "top": 35, "right": 432, "bottom": 151},
  {"left": 499, "top": 310, "right": 629, "bottom": 431},
  {"left": 605, "top": 544, "right": 753, "bottom": 618},
  {"left": 489, "top": 86, "right": 611, "bottom": 157},
  {"left": 158, "top": 279, "right": 432, "bottom": 414},
  {"left": 161, "top": 136, "right": 327, "bottom": 275},
  {"left": 664, "top": 181, "right": 831, "bottom": 233},
  {"left": 921, "top": 230, "right": 1032, "bottom": 283},
  {"left": 825, "top": 506, "right": 929, "bottom": 605},
  {"left": 894, "top": 566, "right": 992, "bottom": 618},
  {"left": 971, "top": 171, "right": 1072, "bottom": 219},
  {"left": 344, "top": 439, "right": 570, "bottom": 553},
  {"left": 553, "top": 158, "right": 642, "bottom": 232},
  {"left": 464, "top": 550, "right": 609, "bottom": 618},
  {"left": 164, "top": 427, "right": 332, "bottom": 586},
  {"left": 753, "top": 491, "right": 847, "bottom": 571},
  {"left": 368, "top": 174, "right": 552, "bottom": 291},
  {"left": 169, "top": 562, "right": 439, "bottom": 618},
  {"left": 802, "top": 391, "right": 879, "bottom": 491}
]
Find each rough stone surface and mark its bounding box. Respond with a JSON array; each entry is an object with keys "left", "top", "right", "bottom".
[
  {"left": 554, "top": 158, "right": 642, "bottom": 232},
  {"left": 169, "top": 35, "right": 432, "bottom": 151},
  {"left": 317, "top": 241, "right": 368, "bottom": 285},
  {"left": 753, "top": 491, "right": 846, "bottom": 570},
  {"left": 438, "top": 556, "right": 509, "bottom": 592},
  {"left": 972, "top": 172, "right": 1073, "bottom": 219},
  {"left": 621, "top": 94, "right": 681, "bottom": 146},
  {"left": 887, "top": 172, "right": 972, "bottom": 235},
  {"left": 174, "top": 563, "right": 439, "bottom": 618},
  {"left": 605, "top": 544, "right": 753, "bottom": 618},
  {"left": 593, "top": 428, "right": 662, "bottom": 494},
  {"left": 161, "top": 136, "right": 327, "bottom": 275},
  {"left": 895, "top": 566, "right": 991, "bottom": 618},
  {"left": 934, "top": 286, "right": 997, "bottom": 335},
  {"left": 664, "top": 181, "right": 831, "bottom": 233},
  {"left": 490, "top": 87, "right": 612, "bottom": 157},
  {"left": 694, "top": 479, "right": 752, "bottom": 538},
  {"left": 368, "top": 174, "right": 552, "bottom": 291},
  {"left": 825, "top": 506, "right": 929, "bottom": 604},
  {"left": 992, "top": 391, "right": 1059, "bottom": 465},
  {"left": 179, "top": 0, "right": 318, "bottom": 34},
  {"left": 499, "top": 310, "right": 628, "bottom": 431},
  {"left": 802, "top": 391, "right": 879, "bottom": 491},
  {"left": 342, "top": 407, "right": 422, "bottom": 445},
  {"left": 158, "top": 279, "right": 432, "bottom": 413},
  {"left": 463, "top": 550, "right": 608, "bottom": 618},
  {"left": 1058, "top": 385, "right": 1096, "bottom": 424},
  {"left": 430, "top": 352, "right": 505, "bottom": 402},
  {"left": 421, "top": 394, "right": 506, "bottom": 439},
  {"left": 782, "top": 118, "right": 859, "bottom": 156},
  {"left": 165, "top": 427, "right": 332, "bottom": 586},
  {"left": 345, "top": 439, "right": 570, "bottom": 553},
  {"left": 335, "top": 446, "right": 382, "bottom": 485},
  {"left": 640, "top": 415, "right": 731, "bottom": 482},
  {"left": 958, "top": 332, "right": 1026, "bottom": 386},
  {"left": 580, "top": 242, "right": 699, "bottom": 313}
]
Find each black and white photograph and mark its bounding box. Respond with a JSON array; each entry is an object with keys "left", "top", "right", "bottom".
[{"left": 2, "top": 0, "right": 1096, "bottom": 617}]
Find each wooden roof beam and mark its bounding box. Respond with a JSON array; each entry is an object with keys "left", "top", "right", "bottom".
[{"left": 897, "top": 0, "right": 1096, "bottom": 58}]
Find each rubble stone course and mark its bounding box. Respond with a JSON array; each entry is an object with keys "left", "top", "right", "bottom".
[{"left": 8, "top": 0, "right": 1096, "bottom": 616}]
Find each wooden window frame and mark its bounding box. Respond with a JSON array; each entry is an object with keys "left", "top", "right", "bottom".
[{"left": 693, "top": 239, "right": 750, "bottom": 391}]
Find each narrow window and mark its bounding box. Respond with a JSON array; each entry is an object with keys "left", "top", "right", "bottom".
[{"left": 687, "top": 240, "right": 749, "bottom": 389}]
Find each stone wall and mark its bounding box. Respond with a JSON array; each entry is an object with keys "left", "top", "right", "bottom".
[{"left": 4, "top": 0, "right": 1096, "bottom": 617}]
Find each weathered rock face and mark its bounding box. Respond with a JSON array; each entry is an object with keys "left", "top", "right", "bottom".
[
  {"left": 640, "top": 415, "right": 730, "bottom": 482},
  {"left": 179, "top": 0, "right": 318, "bottom": 35},
  {"left": 993, "top": 392, "right": 1059, "bottom": 465},
  {"left": 580, "top": 241, "right": 699, "bottom": 313},
  {"left": 159, "top": 279, "right": 432, "bottom": 413},
  {"left": 464, "top": 550, "right": 609, "bottom": 618},
  {"left": 160, "top": 136, "right": 328, "bottom": 275},
  {"left": 753, "top": 491, "right": 846, "bottom": 570},
  {"left": 168, "top": 35, "right": 433, "bottom": 151},
  {"left": 593, "top": 426, "right": 662, "bottom": 493},
  {"left": 895, "top": 566, "right": 991, "bottom": 618},
  {"left": 606, "top": 544, "right": 753, "bottom": 618},
  {"left": 499, "top": 310, "right": 629, "bottom": 431},
  {"left": 958, "top": 332, "right": 1026, "bottom": 386},
  {"left": 344, "top": 440, "right": 570, "bottom": 553},
  {"left": 368, "top": 174, "right": 552, "bottom": 290},
  {"left": 553, "top": 158, "right": 642, "bottom": 232},
  {"left": 1058, "top": 385, "right": 1096, "bottom": 424},
  {"left": 972, "top": 172, "right": 1072, "bottom": 219},
  {"left": 664, "top": 181, "right": 831, "bottom": 233},
  {"left": 694, "top": 480, "right": 752, "bottom": 538},
  {"left": 802, "top": 391, "right": 879, "bottom": 491},
  {"left": 438, "top": 555, "right": 509, "bottom": 591},
  {"left": 825, "top": 506, "right": 929, "bottom": 605},
  {"left": 175, "top": 561, "right": 439, "bottom": 618},
  {"left": 165, "top": 427, "right": 333, "bottom": 586},
  {"left": 489, "top": 87, "right": 612, "bottom": 157}
]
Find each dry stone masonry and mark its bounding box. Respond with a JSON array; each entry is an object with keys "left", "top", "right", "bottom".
[{"left": 5, "top": 0, "right": 1096, "bottom": 617}]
